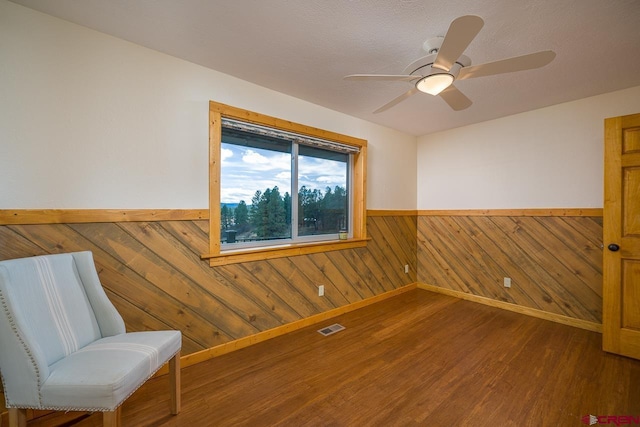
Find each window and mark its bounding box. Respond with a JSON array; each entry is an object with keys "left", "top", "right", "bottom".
[{"left": 205, "top": 101, "right": 367, "bottom": 266}]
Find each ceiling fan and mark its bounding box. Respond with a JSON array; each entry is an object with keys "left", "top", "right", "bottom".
[{"left": 344, "top": 15, "right": 556, "bottom": 113}]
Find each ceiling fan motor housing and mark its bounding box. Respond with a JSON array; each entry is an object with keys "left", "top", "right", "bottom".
[
  {"left": 404, "top": 53, "right": 470, "bottom": 81},
  {"left": 404, "top": 36, "right": 472, "bottom": 80}
]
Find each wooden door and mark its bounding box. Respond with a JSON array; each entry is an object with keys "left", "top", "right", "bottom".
[{"left": 603, "top": 112, "right": 640, "bottom": 359}]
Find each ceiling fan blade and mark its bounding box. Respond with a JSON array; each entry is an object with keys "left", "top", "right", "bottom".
[
  {"left": 439, "top": 85, "right": 472, "bottom": 111},
  {"left": 374, "top": 87, "right": 419, "bottom": 114},
  {"left": 344, "top": 74, "right": 419, "bottom": 82},
  {"left": 458, "top": 50, "right": 556, "bottom": 80},
  {"left": 434, "top": 15, "right": 484, "bottom": 72}
]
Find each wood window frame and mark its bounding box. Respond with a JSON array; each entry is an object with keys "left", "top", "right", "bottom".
[{"left": 202, "top": 101, "right": 367, "bottom": 266}]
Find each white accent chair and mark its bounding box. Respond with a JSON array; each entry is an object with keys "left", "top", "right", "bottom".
[{"left": 0, "top": 251, "right": 181, "bottom": 427}]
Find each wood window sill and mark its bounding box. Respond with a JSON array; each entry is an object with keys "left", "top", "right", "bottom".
[{"left": 201, "top": 238, "right": 369, "bottom": 266}]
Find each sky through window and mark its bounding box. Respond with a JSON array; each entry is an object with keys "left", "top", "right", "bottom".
[{"left": 221, "top": 143, "right": 347, "bottom": 204}]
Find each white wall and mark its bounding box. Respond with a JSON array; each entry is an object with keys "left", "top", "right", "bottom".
[
  {"left": 417, "top": 85, "right": 640, "bottom": 209},
  {"left": 0, "top": 1, "right": 417, "bottom": 210}
]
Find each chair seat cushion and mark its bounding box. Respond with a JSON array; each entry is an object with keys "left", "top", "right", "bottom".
[{"left": 40, "top": 330, "right": 181, "bottom": 411}]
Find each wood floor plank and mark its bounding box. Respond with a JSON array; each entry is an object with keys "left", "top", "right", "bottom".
[{"left": 36, "top": 289, "right": 639, "bottom": 427}]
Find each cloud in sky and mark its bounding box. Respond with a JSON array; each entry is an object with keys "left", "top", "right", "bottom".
[
  {"left": 221, "top": 147, "right": 233, "bottom": 162},
  {"left": 242, "top": 150, "right": 271, "bottom": 165},
  {"left": 221, "top": 143, "right": 346, "bottom": 204}
]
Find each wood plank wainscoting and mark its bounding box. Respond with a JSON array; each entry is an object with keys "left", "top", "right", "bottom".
[
  {"left": 417, "top": 209, "right": 604, "bottom": 332},
  {"left": 0, "top": 209, "right": 417, "bottom": 423}
]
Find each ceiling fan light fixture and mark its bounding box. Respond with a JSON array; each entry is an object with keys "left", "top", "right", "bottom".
[{"left": 416, "top": 73, "right": 454, "bottom": 95}]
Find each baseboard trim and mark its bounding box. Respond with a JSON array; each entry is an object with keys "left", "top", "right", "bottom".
[
  {"left": 417, "top": 283, "right": 603, "bottom": 333},
  {"left": 154, "top": 283, "right": 418, "bottom": 376}
]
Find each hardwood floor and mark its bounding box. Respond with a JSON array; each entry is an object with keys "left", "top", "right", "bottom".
[{"left": 28, "top": 290, "right": 640, "bottom": 426}]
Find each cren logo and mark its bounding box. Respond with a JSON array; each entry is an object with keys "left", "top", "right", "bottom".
[
  {"left": 582, "top": 415, "right": 598, "bottom": 425},
  {"left": 582, "top": 415, "right": 640, "bottom": 425}
]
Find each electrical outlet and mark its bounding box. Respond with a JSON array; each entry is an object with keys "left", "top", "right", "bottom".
[
  {"left": 504, "top": 277, "right": 511, "bottom": 288},
  {"left": 318, "top": 285, "right": 325, "bottom": 296},
  {"left": 404, "top": 264, "right": 409, "bottom": 274}
]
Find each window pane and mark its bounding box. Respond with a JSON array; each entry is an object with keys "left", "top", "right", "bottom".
[
  {"left": 221, "top": 128, "right": 292, "bottom": 245},
  {"left": 298, "top": 145, "right": 348, "bottom": 236}
]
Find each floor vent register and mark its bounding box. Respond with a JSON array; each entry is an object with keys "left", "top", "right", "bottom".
[{"left": 317, "top": 323, "right": 345, "bottom": 337}]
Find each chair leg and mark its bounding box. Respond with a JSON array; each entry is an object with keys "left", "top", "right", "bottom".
[
  {"left": 103, "top": 407, "right": 121, "bottom": 427},
  {"left": 8, "top": 408, "right": 26, "bottom": 427},
  {"left": 169, "top": 351, "right": 181, "bottom": 415}
]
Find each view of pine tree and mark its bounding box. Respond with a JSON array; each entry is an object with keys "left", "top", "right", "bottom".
[
  {"left": 298, "top": 185, "right": 347, "bottom": 235},
  {"left": 222, "top": 185, "right": 346, "bottom": 242},
  {"left": 298, "top": 186, "right": 322, "bottom": 232},
  {"left": 234, "top": 200, "right": 249, "bottom": 232},
  {"left": 220, "top": 204, "right": 233, "bottom": 230},
  {"left": 246, "top": 187, "right": 290, "bottom": 239},
  {"left": 322, "top": 185, "right": 348, "bottom": 230},
  {"left": 266, "top": 186, "right": 288, "bottom": 237},
  {"left": 283, "top": 192, "right": 292, "bottom": 228},
  {"left": 250, "top": 190, "right": 265, "bottom": 237}
]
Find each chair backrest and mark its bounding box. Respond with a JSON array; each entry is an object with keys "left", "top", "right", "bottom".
[
  {"left": 1, "top": 253, "right": 102, "bottom": 365},
  {"left": 0, "top": 251, "right": 126, "bottom": 406}
]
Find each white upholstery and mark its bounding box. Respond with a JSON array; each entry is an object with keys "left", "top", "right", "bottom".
[
  {"left": 0, "top": 251, "right": 181, "bottom": 422},
  {"left": 41, "top": 331, "right": 180, "bottom": 410}
]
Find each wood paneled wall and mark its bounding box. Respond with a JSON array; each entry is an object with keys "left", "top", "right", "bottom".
[
  {"left": 0, "top": 213, "right": 417, "bottom": 357},
  {"left": 417, "top": 214, "right": 603, "bottom": 323},
  {"left": 0, "top": 208, "right": 604, "bottom": 357}
]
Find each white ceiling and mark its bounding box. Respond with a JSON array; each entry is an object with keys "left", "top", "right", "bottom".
[{"left": 11, "top": 0, "right": 640, "bottom": 136}]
